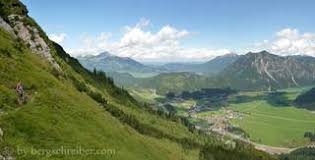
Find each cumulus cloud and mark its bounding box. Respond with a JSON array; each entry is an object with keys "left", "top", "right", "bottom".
[
  {"left": 255, "top": 28, "right": 315, "bottom": 56},
  {"left": 48, "top": 33, "right": 67, "bottom": 44},
  {"left": 67, "top": 19, "right": 231, "bottom": 61}
]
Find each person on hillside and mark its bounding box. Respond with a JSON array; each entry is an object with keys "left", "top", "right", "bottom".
[{"left": 16, "top": 81, "right": 25, "bottom": 105}]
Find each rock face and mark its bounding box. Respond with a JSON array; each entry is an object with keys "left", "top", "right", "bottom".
[
  {"left": 0, "top": 14, "right": 60, "bottom": 69},
  {"left": 0, "top": 17, "right": 16, "bottom": 37},
  {"left": 218, "top": 51, "right": 315, "bottom": 90}
]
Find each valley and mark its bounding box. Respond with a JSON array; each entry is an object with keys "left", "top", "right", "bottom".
[
  {"left": 93, "top": 49, "right": 315, "bottom": 155},
  {"left": 78, "top": 47, "right": 315, "bottom": 158},
  {"left": 129, "top": 86, "right": 315, "bottom": 154},
  {"left": 1, "top": 0, "right": 315, "bottom": 159}
]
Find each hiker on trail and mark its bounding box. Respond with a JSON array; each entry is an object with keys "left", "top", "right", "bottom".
[{"left": 16, "top": 81, "right": 25, "bottom": 105}]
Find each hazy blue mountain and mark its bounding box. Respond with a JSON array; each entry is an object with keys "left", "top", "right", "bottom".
[
  {"left": 77, "top": 52, "right": 161, "bottom": 76},
  {"left": 160, "top": 53, "right": 240, "bottom": 76},
  {"left": 78, "top": 52, "right": 241, "bottom": 78}
]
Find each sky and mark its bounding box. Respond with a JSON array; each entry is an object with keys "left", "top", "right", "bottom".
[{"left": 21, "top": 0, "right": 315, "bottom": 62}]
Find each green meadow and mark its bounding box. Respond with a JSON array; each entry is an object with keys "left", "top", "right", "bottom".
[{"left": 229, "top": 88, "right": 315, "bottom": 148}]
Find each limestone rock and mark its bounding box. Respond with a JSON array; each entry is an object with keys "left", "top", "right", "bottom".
[
  {"left": 4, "top": 14, "right": 60, "bottom": 69},
  {"left": 0, "top": 17, "right": 16, "bottom": 37}
]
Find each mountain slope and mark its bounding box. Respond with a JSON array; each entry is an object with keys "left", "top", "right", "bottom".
[
  {"left": 0, "top": 15, "right": 197, "bottom": 160},
  {"left": 139, "top": 72, "right": 211, "bottom": 94},
  {"left": 0, "top": 1, "right": 274, "bottom": 160},
  {"left": 161, "top": 53, "right": 240, "bottom": 75},
  {"left": 109, "top": 72, "right": 215, "bottom": 94},
  {"left": 217, "top": 51, "right": 315, "bottom": 91},
  {"left": 77, "top": 52, "right": 159, "bottom": 76},
  {"left": 109, "top": 51, "right": 315, "bottom": 94}
]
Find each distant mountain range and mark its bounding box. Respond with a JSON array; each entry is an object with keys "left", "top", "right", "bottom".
[
  {"left": 77, "top": 52, "right": 160, "bottom": 76},
  {"left": 160, "top": 53, "right": 240, "bottom": 76},
  {"left": 78, "top": 52, "right": 240, "bottom": 77},
  {"left": 80, "top": 51, "right": 315, "bottom": 94}
]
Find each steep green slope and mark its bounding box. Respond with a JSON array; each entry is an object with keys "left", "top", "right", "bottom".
[
  {"left": 0, "top": 28, "right": 199, "bottom": 160},
  {"left": 0, "top": 1, "right": 275, "bottom": 160}
]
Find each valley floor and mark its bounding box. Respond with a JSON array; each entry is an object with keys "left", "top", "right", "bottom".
[{"left": 129, "top": 87, "right": 315, "bottom": 155}]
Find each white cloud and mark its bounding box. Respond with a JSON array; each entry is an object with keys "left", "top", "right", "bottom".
[
  {"left": 255, "top": 28, "right": 315, "bottom": 56},
  {"left": 48, "top": 33, "right": 67, "bottom": 44},
  {"left": 67, "top": 18, "right": 231, "bottom": 61}
]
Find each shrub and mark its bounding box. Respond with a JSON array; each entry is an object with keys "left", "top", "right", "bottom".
[
  {"left": 0, "top": 48, "right": 11, "bottom": 57},
  {"left": 87, "top": 90, "right": 107, "bottom": 104}
]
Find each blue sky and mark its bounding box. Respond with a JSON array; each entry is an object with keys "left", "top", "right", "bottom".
[{"left": 21, "top": 0, "right": 315, "bottom": 61}]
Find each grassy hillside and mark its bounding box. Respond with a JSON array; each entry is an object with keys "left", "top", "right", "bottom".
[
  {"left": 0, "top": 1, "right": 276, "bottom": 159},
  {"left": 0, "top": 28, "right": 200, "bottom": 160}
]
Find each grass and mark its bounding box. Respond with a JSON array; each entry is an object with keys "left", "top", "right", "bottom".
[
  {"left": 170, "top": 99, "right": 195, "bottom": 117},
  {"left": 229, "top": 99, "right": 315, "bottom": 148},
  {"left": 0, "top": 28, "right": 202, "bottom": 160},
  {"left": 129, "top": 89, "right": 162, "bottom": 103}
]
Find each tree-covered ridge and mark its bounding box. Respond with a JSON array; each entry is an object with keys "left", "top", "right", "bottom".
[{"left": 294, "top": 87, "right": 315, "bottom": 110}]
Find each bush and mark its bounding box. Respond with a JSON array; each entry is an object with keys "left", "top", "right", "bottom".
[
  {"left": 0, "top": 48, "right": 11, "bottom": 57},
  {"left": 0, "top": 0, "right": 28, "bottom": 22},
  {"left": 304, "top": 131, "right": 315, "bottom": 141},
  {"left": 51, "top": 68, "right": 62, "bottom": 79},
  {"left": 87, "top": 90, "right": 107, "bottom": 105},
  {"left": 165, "top": 92, "right": 175, "bottom": 99},
  {"left": 69, "top": 76, "right": 88, "bottom": 92}
]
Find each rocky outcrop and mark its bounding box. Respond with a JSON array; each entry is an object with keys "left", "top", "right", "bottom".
[
  {"left": 0, "top": 14, "right": 60, "bottom": 69},
  {"left": 0, "top": 17, "right": 16, "bottom": 37},
  {"left": 219, "top": 51, "right": 315, "bottom": 90}
]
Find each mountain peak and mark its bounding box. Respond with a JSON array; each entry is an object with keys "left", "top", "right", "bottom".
[
  {"left": 258, "top": 50, "right": 270, "bottom": 54},
  {"left": 216, "top": 53, "right": 239, "bottom": 59},
  {"left": 246, "top": 50, "right": 277, "bottom": 58},
  {"left": 96, "top": 51, "right": 113, "bottom": 58}
]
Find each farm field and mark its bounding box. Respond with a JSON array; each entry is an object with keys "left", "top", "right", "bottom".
[{"left": 229, "top": 87, "right": 315, "bottom": 147}]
